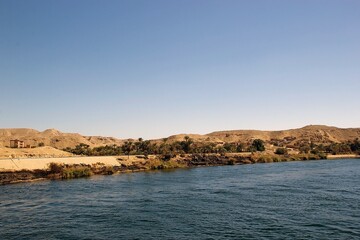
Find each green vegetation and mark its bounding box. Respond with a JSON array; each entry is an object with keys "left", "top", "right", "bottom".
[
  {"left": 275, "top": 147, "right": 288, "bottom": 155},
  {"left": 62, "top": 136, "right": 360, "bottom": 159},
  {"left": 350, "top": 139, "right": 360, "bottom": 153},
  {"left": 62, "top": 166, "right": 92, "bottom": 179},
  {"left": 64, "top": 143, "right": 122, "bottom": 156},
  {"left": 250, "top": 139, "right": 265, "bottom": 152},
  {"left": 48, "top": 162, "right": 92, "bottom": 179},
  {"left": 252, "top": 152, "right": 326, "bottom": 163},
  {"left": 305, "top": 139, "right": 360, "bottom": 155},
  {"left": 146, "top": 158, "right": 187, "bottom": 170},
  {"left": 47, "top": 162, "right": 119, "bottom": 180},
  {"left": 63, "top": 136, "right": 251, "bottom": 157}
]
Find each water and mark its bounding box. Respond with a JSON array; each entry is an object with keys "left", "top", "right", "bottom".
[{"left": 1, "top": 159, "right": 360, "bottom": 239}]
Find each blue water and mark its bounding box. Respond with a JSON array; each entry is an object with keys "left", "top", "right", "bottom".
[{"left": 1, "top": 159, "right": 360, "bottom": 239}]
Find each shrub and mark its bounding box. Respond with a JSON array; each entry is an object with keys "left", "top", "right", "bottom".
[
  {"left": 48, "top": 162, "right": 63, "bottom": 174},
  {"left": 275, "top": 148, "right": 288, "bottom": 155},
  {"left": 47, "top": 163, "right": 93, "bottom": 179},
  {"left": 258, "top": 155, "right": 273, "bottom": 163},
  {"left": 251, "top": 139, "right": 265, "bottom": 152},
  {"left": 272, "top": 156, "right": 281, "bottom": 162},
  {"left": 62, "top": 167, "right": 92, "bottom": 179}
]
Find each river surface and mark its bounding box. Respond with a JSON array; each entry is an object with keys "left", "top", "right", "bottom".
[{"left": 1, "top": 159, "right": 360, "bottom": 239}]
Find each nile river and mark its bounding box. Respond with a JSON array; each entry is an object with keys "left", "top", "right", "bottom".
[{"left": 1, "top": 159, "right": 360, "bottom": 239}]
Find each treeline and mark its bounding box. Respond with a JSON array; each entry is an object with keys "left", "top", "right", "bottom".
[
  {"left": 63, "top": 137, "right": 266, "bottom": 157},
  {"left": 63, "top": 137, "right": 360, "bottom": 157},
  {"left": 297, "top": 139, "right": 360, "bottom": 155}
]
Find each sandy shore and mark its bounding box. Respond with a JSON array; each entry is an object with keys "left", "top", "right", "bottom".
[
  {"left": 327, "top": 154, "right": 360, "bottom": 159},
  {"left": 0, "top": 156, "right": 121, "bottom": 171}
]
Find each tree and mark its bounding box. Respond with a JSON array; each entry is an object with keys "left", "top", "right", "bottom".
[
  {"left": 223, "top": 143, "right": 237, "bottom": 153},
  {"left": 236, "top": 142, "right": 245, "bottom": 152},
  {"left": 121, "top": 141, "right": 134, "bottom": 159},
  {"left": 67, "top": 143, "right": 91, "bottom": 155},
  {"left": 251, "top": 139, "right": 265, "bottom": 152},
  {"left": 180, "top": 136, "right": 193, "bottom": 153},
  {"left": 138, "top": 140, "right": 152, "bottom": 157},
  {"left": 326, "top": 143, "right": 351, "bottom": 155},
  {"left": 350, "top": 138, "right": 360, "bottom": 153}
]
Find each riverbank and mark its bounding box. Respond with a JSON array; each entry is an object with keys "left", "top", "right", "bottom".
[
  {"left": 327, "top": 154, "right": 360, "bottom": 159},
  {"left": 2, "top": 152, "right": 349, "bottom": 185},
  {"left": 0, "top": 156, "right": 121, "bottom": 171}
]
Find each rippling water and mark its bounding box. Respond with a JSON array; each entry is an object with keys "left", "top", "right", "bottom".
[{"left": 1, "top": 159, "right": 360, "bottom": 239}]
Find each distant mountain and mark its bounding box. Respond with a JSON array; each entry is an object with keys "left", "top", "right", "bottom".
[{"left": 1, "top": 125, "right": 360, "bottom": 150}]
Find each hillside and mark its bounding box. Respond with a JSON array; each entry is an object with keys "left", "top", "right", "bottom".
[
  {"left": 0, "top": 128, "right": 123, "bottom": 149},
  {"left": 206, "top": 125, "right": 360, "bottom": 146},
  {"left": 0, "top": 146, "right": 73, "bottom": 158},
  {"left": 1, "top": 125, "right": 360, "bottom": 154}
]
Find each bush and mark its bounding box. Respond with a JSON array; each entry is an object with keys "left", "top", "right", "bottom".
[
  {"left": 275, "top": 148, "right": 288, "bottom": 155},
  {"left": 272, "top": 156, "right": 281, "bottom": 162},
  {"left": 47, "top": 163, "right": 93, "bottom": 179},
  {"left": 251, "top": 139, "right": 265, "bottom": 152},
  {"left": 48, "top": 162, "right": 63, "bottom": 174},
  {"left": 258, "top": 155, "right": 273, "bottom": 163},
  {"left": 62, "top": 167, "right": 92, "bottom": 179}
]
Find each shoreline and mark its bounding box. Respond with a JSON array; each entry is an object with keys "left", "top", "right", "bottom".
[
  {"left": 326, "top": 154, "right": 360, "bottom": 159},
  {"left": 1, "top": 153, "right": 359, "bottom": 185}
]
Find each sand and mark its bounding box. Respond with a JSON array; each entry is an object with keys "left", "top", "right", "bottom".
[
  {"left": 0, "top": 154, "right": 153, "bottom": 172},
  {"left": 0, "top": 156, "right": 121, "bottom": 171},
  {"left": 327, "top": 154, "right": 360, "bottom": 159},
  {"left": 0, "top": 146, "right": 73, "bottom": 158}
]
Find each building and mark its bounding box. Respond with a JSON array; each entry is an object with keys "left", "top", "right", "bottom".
[{"left": 10, "top": 139, "right": 25, "bottom": 148}]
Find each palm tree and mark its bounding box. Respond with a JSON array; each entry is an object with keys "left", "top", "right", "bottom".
[{"left": 121, "top": 141, "right": 134, "bottom": 159}]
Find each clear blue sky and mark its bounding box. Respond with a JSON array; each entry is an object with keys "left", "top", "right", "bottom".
[{"left": 1, "top": 0, "right": 359, "bottom": 139}]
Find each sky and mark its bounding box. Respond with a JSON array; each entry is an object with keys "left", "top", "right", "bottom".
[{"left": 1, "top": 0, "right": 359, "bottom": 139}]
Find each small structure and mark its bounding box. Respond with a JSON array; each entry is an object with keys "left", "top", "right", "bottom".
[{"left": 10, "top": 139, "right": 25, "bottom": 148}]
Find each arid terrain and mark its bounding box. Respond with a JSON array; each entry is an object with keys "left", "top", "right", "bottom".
[
  {"left": 1, "top": 125, "right": 360, "bottom": 158},
  {"left": 1, "top": 125, "right": 360, "bottom": 184},
  {"left": 0, "top": 128, "right": 123, "bottom": 149}
]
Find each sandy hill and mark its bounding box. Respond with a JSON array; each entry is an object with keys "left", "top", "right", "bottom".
[
  {"left": 205, "top": 125, "right": 360, "bottom": 145},
  {"left": 0, "top": 146, "right": 73, "bottom": 158},
  {"left": 1, "top": 125, "right": 359, "bottom": 153},
  {"left": 0, "top": 128, "right": 123, "bottom": 149},
  {"left": 153, "top": 125, "right": 360, "bottom": 150}
]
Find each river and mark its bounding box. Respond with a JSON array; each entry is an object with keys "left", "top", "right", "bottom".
[{"left": 1, "top": 159, "right": 359, "bottom": 239}]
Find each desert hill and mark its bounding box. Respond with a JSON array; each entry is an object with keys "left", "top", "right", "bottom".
[
  {"left": 0, "top": 146, "right": 73, "bottom": 158},
  {"left": 0, "top": 128, "right": 123, "bottom": 149},
  {"left": 1, "top": 125, "right": 360, "bottom": 152},
  {"left": 206, "top": 125, "right": 360, "bottom": 145}
]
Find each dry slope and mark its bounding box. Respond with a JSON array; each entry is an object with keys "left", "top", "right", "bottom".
[
  {"left": 206, "top": 125, "right": 360, "bottom": 146},
  {"left": 1, "top": 125, "right": 359, "bottom": 153},
  {"left": 0, "top": 128, "right": 123, "bottom": 149}
]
